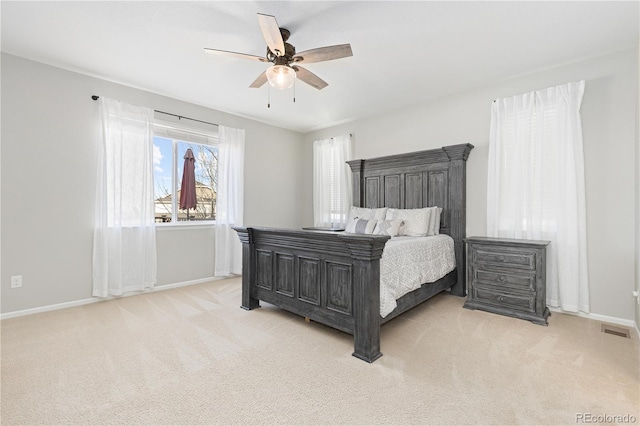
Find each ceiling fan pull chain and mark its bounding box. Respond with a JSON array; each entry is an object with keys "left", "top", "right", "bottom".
[
  {"left": 268, "top": 84, "right": 271, "bottom": 108},
  {"left": 293, "top": 78, "right": 296, "bottom": 103}
]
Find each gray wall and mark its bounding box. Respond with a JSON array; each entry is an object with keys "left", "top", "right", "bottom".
[
  {"left": 1, "top": 53, "right": 304, "bottom": 314},
  {"left": 303, "top": 49, "right": 639, "bottom": 322},
  {"left": 3, "top": 48, "right": 638, "bottom": 325},
  {"left": 636, "top": 42, "right": 640, "bottom": 330}
]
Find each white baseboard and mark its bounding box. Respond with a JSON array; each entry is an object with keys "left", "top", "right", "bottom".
[
  {"left": 0, "top": 276, "right": 224, "bottom": 320},
  {"left": 548, "top": 307, "right": 637, "bottom": 330},
  {"left": 5, "top": 282, "right": 639, "bottom": 339}
]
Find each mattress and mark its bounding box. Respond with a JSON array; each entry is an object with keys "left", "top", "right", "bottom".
[{"left": 379, "top": 234, "right": 456, "bottom": 318}]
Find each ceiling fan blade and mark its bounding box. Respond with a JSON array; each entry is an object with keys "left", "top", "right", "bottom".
[
  {"left": 292, "top": 66, "right": 328, "bottom": 90},
  {"left": 204, "top": 48, "right": 268, "bottom": 62},
  {"left": 249, "top": 71, "right": 268, "bottom": 88},
  {"left": 292, "top": 44, "right": 353, "bottom": 64},
  {"left": 257, "top": 13, "right": 285, "bottom": 57}
]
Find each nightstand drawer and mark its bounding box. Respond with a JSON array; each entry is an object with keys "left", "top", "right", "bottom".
[
  {"left": 473, "top": 287, "right": 536, "bottom": 313},
  {"left": 472, "top": 247, "right": 535, "bottom": 270},
  {"left": 474, "top": 269, "right": 535, "bottom": 292}
]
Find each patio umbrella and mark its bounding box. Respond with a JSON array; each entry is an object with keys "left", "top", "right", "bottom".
[{"left": 179, "top": 148, "right": 197, "bottom": 219}]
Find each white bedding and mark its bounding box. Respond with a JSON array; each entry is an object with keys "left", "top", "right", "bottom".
[{"left": 379, "top": 234, "right": 456, "bottom": 317}]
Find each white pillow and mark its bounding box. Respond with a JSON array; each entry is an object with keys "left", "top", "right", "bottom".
[
  {"left": 433, "top": 207, "right": 443, "bottom": 235},
  {"left": 373, "top": 219, "right": 403, "bottom": 237},
  {"left": 427, "top": 206, "right": 442, "bottom": 236},
  {"left": 346, "top": 207, "right": 387, "bottom": 232},
  {"left": 346, "top": 218, "right": 378, "bottom": 234},
  {"left": 385, "top": 207, "right": 433, "bottom": 237}
]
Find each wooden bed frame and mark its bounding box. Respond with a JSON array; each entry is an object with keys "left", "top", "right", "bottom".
[{"left": 234, "top": 143, "right": 473, "bottom": 362}]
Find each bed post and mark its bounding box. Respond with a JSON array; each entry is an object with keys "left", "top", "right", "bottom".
[
  {"left": 233, "top": 227, "right": 260, "bottom": 310},
  {"left": 347, "top": 159, "right": 364, "bottom": 207},
  {"left": 341, "top": 234, "right": 389, "bottom": 363},
  {"left": 442, "top": 144, "right": 474, "bottom": 297}
]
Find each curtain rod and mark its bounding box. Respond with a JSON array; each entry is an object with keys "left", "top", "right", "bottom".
[{"left": 91, "top": 95, "right": 219, "bottom": 127}]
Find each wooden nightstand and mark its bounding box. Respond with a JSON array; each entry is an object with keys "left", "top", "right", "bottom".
[{"left": 463, "top": 237, "right": 550, "bottom": 326}]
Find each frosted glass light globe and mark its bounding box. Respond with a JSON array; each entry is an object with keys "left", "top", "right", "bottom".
[{"left": 266, "top": 65, "right": 296, "bottom": 89}]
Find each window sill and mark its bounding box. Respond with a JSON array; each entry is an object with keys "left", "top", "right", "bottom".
[{"left": 155, "top": 221, "right": 216, "bottom": 230}]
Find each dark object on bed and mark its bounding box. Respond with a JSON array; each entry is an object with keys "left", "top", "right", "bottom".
[{"left": 234, "top": 143, "right": 473, "bottom": 362}]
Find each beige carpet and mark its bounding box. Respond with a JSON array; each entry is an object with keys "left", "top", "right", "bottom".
[{"left": 1, "top": 277, "right": 638, "bottom": 425}]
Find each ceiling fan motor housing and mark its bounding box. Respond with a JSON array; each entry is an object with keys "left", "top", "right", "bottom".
[{"left": 266, "top": 28, "right": 296, "bottom": 64}]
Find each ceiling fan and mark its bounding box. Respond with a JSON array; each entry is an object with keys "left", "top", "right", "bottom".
[{"left": 204, "top": 13, "right": 353, "bottom": 91}]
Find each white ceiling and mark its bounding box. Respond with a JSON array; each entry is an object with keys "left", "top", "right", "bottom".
[{"left": 2, "top": 1, "right": 638, "bottom": 133}]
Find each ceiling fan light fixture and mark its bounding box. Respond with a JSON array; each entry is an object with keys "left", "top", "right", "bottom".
[{"left": 266, "top": 65, "right": 296, "bottom": 89}]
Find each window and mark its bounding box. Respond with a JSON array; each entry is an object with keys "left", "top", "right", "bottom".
[
  {"left": 312, "top": 134, "right": 352, "bottom": 227},
  {"left": 153, "top": 121, "right": 218, "bottom": 224},
  {"left": 327, "top": 143, "right": 344, "bottom": 224},
  {"left": 494, "top": 99, "right": 558, "bottom": 233}
]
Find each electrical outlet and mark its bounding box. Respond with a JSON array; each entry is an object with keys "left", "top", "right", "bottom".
[
  {"left": 10, "top": 275, "right": 22, "bottom": 288},
  {"left": 633, "top": 290, "right": 640, "bottom": 305}
]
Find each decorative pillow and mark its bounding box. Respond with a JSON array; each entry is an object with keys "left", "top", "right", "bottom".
[
  {"left": 346, "top": 207, "right": 387, "bottom": 233},
  {"left": 385, "top": 207, "right": 433, "bottom": 237},
  {"left": 348, "top": 207, "right": 387, "bottom": 221},
  {"left": 345, "top": 218, "right": 378, "bottom": 234},
  {"left": 373, "top": 219, "right": 403, "bottom": 237}
]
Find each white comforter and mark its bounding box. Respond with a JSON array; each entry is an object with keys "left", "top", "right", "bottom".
[{"left": 379, "top": 234, "right": 456, "bottom": 317}]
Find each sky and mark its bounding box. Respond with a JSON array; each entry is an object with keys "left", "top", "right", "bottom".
[{"left": 153, "top": 136, "right": 175, "bottom": 199}]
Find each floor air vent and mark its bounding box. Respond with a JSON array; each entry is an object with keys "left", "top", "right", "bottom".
[{"left": 601, "top": 324, "right": 631, "bottom": 339}]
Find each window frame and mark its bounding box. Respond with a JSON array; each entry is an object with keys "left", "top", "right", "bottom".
[{"left": 153, "top": 120, "right": 218, "bottom": 227}]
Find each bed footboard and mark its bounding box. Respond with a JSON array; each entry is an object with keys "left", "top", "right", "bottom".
[{"left": 234, "top": 227, "right": 390, "bottom": 362}]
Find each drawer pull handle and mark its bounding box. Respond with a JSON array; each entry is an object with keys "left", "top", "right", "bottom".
[
  {"left": 498, "top": 275, "right": 506, "bottom": 281},
  {"left": 497, "top": 256, "right": 506, "bottom": 262},
  {"left": 497, "top": 296, "right": 505, "bottom": 302}
]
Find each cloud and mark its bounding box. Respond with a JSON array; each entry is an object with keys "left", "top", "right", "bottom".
[{"left": 153, "top": 144, "right": 163, "bottom": 172}]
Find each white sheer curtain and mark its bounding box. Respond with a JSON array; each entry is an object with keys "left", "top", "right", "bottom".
[
  {"left": 93, "top": 98, "right": 157, "bottom": 297},
  {"left": 487, "top": 81, "right": 589, "bottom": 313},
  {"left": 215, "top": 125, "right": 245, "bottom": 276},
  {"left": 313, "top": 134, "right": 352, "bottom": 227}
]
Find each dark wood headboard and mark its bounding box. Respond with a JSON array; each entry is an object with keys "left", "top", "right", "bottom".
[{"left": 346, "top": 143, "right": 474, "bottom": 295}]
